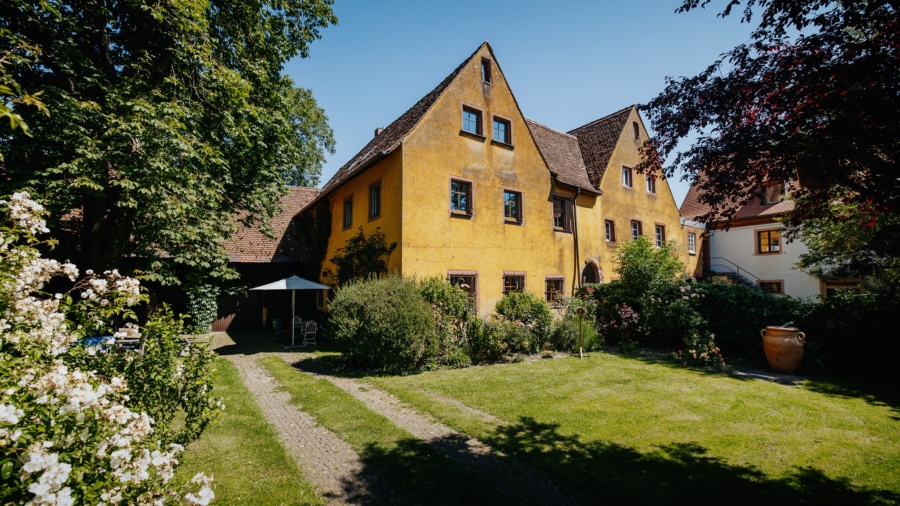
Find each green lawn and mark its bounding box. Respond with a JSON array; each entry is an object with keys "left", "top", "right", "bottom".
[
  {"left": 362, "top": 353, "right": 900, "bottom": 505},
  {"left": 176, "top": 356, "right": 323, "bottom": 506}
]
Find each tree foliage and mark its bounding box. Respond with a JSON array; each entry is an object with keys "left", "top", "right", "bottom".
[
  {"left": 0, "top": 0, "right": 337, "bottom": 285},
  {"left": 329, "top": 227, "right": 397, "bottom": 286},
  {"left": 640, "top": 0, "right": 899, "bottom": 228}
]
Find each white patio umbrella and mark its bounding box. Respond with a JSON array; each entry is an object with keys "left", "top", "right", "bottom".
[{"left": 250, "top": 275, "right": 331, "bottom": 348}]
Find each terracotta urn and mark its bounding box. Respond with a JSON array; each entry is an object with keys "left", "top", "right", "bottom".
[{"left": 761, "top": 326, "right": 806, "bottom": 373}]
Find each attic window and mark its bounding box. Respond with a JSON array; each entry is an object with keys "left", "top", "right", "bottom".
[
  {"left": 462, "top": 106, "right": 484, "bottom": 137},
  {"left": 481, "top": 58, "right": 492, "bottom": 84},
  {"left": 762, "top": 181, "right": 785, "bottom": 204},
  {"left": 632, "top": 121, "right": 640, "bottom": 141}
]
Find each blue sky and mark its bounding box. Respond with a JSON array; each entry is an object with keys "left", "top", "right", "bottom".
[{"left": 285, "top": 0, "right": 756, "bottom": 206}]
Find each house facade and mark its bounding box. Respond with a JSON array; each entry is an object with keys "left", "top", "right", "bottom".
[
  {"left": 680, "top": 181, "right": 823, "bottom": 300},
  {"left": 308, "top": 43, "right": 692, "bottom": 313}
]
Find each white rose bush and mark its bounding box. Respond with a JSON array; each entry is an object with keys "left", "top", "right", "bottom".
[{"left": 0, "top": 192, "right": 219, "bottom": 505}]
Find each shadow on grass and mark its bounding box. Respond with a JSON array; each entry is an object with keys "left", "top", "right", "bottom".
[
  {"left": 474, "top": 416, "right": 898, "bottom": 506},
  {"left": 339, "top": 437, "right": 548, "bottom": 506}
]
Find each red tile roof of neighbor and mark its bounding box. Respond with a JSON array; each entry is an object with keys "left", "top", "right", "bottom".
[
  {"left": 680, "top": 176, "right": 797, "bottom": 224},
  {"left": 526, "top": 119, "right": 599, "bottom": 194},
  {"left": 568, "top": 106, "right": 634, "bottom": 189},
  {"left": 223, "top": 187, "right": 320, "bottom": 263}
]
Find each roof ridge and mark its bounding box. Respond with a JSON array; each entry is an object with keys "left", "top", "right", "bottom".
[
  {"left": 525, "top": 118, "right": 578, "bottom": 139},
  {"left": 567, "top": 104, "right": 634, "bottom": 134},
  {"left": 318, "top": 43, "right": 490, "bottom": 195}
]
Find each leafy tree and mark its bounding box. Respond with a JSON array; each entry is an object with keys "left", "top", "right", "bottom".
[
  {"left": 0, "top": 0, "right": 336, "bottom": 285},
  {"left": 613, "top": 236, "right": 686, "bottom": 301},
  {"left": 640, "top": 0, "right": 899, "bottom": 229},
  {"left": 329, "top": 227, "right": 398, "bottom": 286}
]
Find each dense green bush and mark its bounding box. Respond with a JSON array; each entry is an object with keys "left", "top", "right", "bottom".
[
  {"left": 797, "top": 290, "right": 898, "bottom": 379},
  {"left": 613, "top": 236, "right": 685, "bottom": 302},
  {"left": 185, "top": 282, "right": 220, "bottom": 334},
  {"left": 418, "top": 276, "right": 474, "bottom": 369},
  {"left": 697, "top": 279, "right": 810, "bottom": 361},
  {"left": 326, "top": 275, "right": 437, "bottom": 371},
  {"left": 494, "top": 291, "right": 553, "bottom": 353}
]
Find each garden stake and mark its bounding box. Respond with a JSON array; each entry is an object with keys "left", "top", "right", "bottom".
[{"left": 576, "top": 306, "right": 586, "bottom": 359}]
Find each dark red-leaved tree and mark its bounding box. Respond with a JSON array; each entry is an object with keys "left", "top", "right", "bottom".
[{"left": 639, "top": 0, "right": 899, "bottom": 230}]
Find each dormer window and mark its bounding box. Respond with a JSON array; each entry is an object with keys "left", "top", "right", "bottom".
[
  {"left": 762, "top": 181, "right": 786, "bottom": 204},
  {"left": 481, "top": 58, "right": 492, "bottom": 84}
]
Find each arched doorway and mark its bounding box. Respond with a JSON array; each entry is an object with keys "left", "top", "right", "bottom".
[{"left": 581, "top": 260, "right": 602, "bottom": 285}]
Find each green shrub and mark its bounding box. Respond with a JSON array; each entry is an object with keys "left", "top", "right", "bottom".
[
  {"left": 550, "top": 295, "right": 602, "bottom": 353},
  {"left": 326, "top": 275, "right": 436, "bottom": 371},
  {"left": 494, "top": 291, "right": 553, "bottom": 353},
  {"left": 697, "top": 280, "right": 810, "bottom": 361},
  {"left": 614, "top": 236, "right": 685, "bottom": 302},
  {"left": 418, "top": 276, "right": 474, "bottom": 368},
  {"left": 797, "top": 290, "right": 898, "bottom": 379},
  {"left": 185, "top": 282, "right": 220, "bottom": 334}
]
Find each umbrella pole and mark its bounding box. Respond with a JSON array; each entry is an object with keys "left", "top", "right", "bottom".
[{"left": 291, "top": 290, "right": 296, "bottom": 347}]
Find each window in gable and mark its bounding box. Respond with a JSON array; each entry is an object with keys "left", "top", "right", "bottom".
[
  {"left": 481, "top": 58, "right": 492, "bottom": 84},
  {"left": 503, "top": 189, "right": 522, "bottom": 224},
  {"left": 462, "top": 106, "right": 483, "bottom": 136},
  {"left": 450, "top": 178, "right": 473, "bottom": 217},
  {"left": 342, "top": 196, "right": 353, "bottom": 230},
  {"left": 552, "top": 196, "right": 573, "bottom": 232},
  {"left": 492, "top": 116, "right": 512, "bottom": 145},
  {"left": 646, "top": 174, "right": 656, "bottom": 194},
  {"left": 622, "top": 166, "right": 633, "bottom": 188},
  {"left": 632, "top": 121, "right": 640, "bottom": 141},
  {"left": 762, "top": 181, "right": 786, "bottom": 204},
  {"left": 368, "top": 180, "right": 381, "bottom": 220},
  {"left": 502, "top": 272, "right": 525, "bottom": 295}
]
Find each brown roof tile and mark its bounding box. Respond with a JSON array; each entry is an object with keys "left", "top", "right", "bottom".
[
  {"left": 223, "top": 187, "right": 320, "bottom": 263},
  {"left": 568, "top": 106, "right": 634, "bottom": 188},
  {"left": 525, "top": 119, "right": 598, "bottom": 194}
]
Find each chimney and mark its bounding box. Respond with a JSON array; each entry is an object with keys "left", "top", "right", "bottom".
[{"left": 374, "top": 127, "right": 384, "bottom": 137}]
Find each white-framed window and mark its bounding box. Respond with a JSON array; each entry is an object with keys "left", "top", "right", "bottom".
[
  {"left": 655, "top": 224, "right": 666, "bottom": 247},
  {"left": 631, "top": 220, "right": 642, "bottom": 240},
  {"left": 646, "top": 174, "right": 656, "bottom": 194},
  {"left": 450, "top": 178, "right": 473, "bottom": 217},
  {"left": 552, "top": 196, "right": 573, "bottom": 232},
  {"left": 605, "top": 219, "right": 616, "bottom": 242},
  {"left": 503, "top": 189, "right": 523, "bottom": 224},
  {"left": 688, "top": 232, "right": 697, "bottom": 255},
  {"left": 622, "top": 166, "right": 633, "bottom": 188}
]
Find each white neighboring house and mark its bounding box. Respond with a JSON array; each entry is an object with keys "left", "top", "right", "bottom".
[{"left": 680, "top": 180, "right": 823, "bottom": 301}]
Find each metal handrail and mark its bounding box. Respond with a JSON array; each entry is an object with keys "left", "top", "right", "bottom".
[{"left": 708, "top": 256, "right": 762, "bottom": 285}]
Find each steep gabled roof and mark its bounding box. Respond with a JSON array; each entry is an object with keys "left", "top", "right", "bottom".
[
  {"left": 224, "top": 187, "right": 320, "bottom": 263},
  {"left": 525, "top": 118, "right": 599, "bottom": 194},
  {"left": 318, "top": 44, "right": 490, "bottom": 196},
  {"left": 568, "top": 106, "right": 634, "bottom": 189}
]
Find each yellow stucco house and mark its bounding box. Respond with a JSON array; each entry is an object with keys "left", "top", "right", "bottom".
[{"left": 305, "top": 42, "right": 691, "bottom": 313}]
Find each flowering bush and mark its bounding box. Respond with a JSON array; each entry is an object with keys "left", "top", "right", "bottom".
[
  {"left": 0, "top": 192, "right": 216, "bottom": 505},
  {"left": 600, "top": 302, "right": 649, "bottom": 354},
  {"left": 494, "top": 291, "right": 553, "bottom": 353},
  {"left": 675, "top": 331, "right": 725, "bottom": 369}
]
